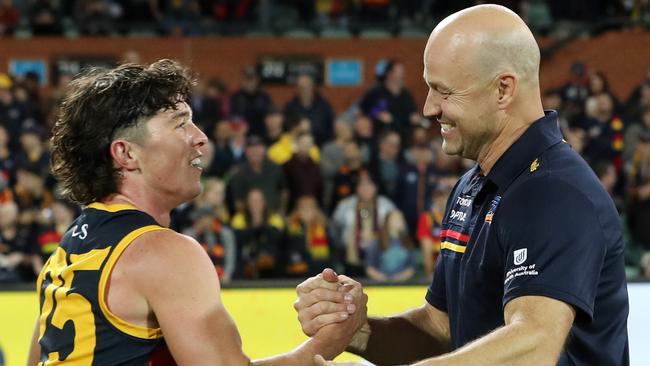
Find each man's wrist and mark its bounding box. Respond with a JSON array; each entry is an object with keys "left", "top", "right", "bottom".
[{"left": 346, "top": 321, "right": 371, "bottom": 355}]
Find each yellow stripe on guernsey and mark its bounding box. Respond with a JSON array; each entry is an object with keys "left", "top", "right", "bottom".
[
  {"left": 98, "top": 225, "right": 169, "bottom": 339},
  {"left": 87, "top": 202, "right": 139, "bottom": 212},
  {"left": 440, "top": 241, "right": 467, "bottom": 254}
]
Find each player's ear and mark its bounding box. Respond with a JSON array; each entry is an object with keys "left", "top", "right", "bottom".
[
  {"left": 496, "top": 73, "right": 517, "bottom": 109},
  {"left": 110, "top": 139, "right": 140, "bottom": 171}
]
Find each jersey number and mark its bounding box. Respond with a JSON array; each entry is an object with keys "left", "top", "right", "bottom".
[{"left": 38, "top": 247, "right": 110, "bottom": 365}]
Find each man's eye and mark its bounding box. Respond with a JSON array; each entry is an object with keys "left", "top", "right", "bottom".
[{"left": 177, "top": 121, "right": 187, "bottom": 128}]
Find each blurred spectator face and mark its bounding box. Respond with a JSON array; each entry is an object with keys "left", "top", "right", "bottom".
[
  {"left": 385, "top": 210, "right": 406, "bottom": 235},
  {"left": 334, "top": 119, "right": 353, "bottom": 141},
  {"left": 230, "top": 118, "right": 249, "bottom": 138},
  {"left": 0, "top": 201, "right": 18, "bottom": 228},
  {"left": 246, "top": 189, "right": 266, "bottom": 215},
  {"left": 245, "top": 142, "right": 266, "bottom": 165},
  {"left": 379, "top": 132, "right": 400, "bottom": 160},
  {"left": 264, "top": 112, "right": 283, "bottom": 139},
  {"left": 13, "top": 85, "right": 29, "bottom": 103},
  {"left": 16, "top": 169, "right": 42, "bottom": 192},
  {"left": 293, "top": 117, "right": 312, "bottom": 135},
  {"left": 296, "top": 196, "right": 318, "bottom": 223},
  {"left": 584, "top": 96, "right": 598, "bottom": 119},
  {"left": 343, "top": 142, "right": 362, "bottom": 167},
  {"left": 297, "top": 74, "right": 315, "bottom": 99},
  {"left": 354, "top": 115, "right": 373, "bottom": 138},
  {"left": 640, "top": 84, "right": 650, "bottom": 107},
  {"left": 413, "top": 144, "right": 433, "bottom": 166},
  {"left": 595, "top": 93, "right": 614, "bottom": 120},
  {"left": 213, "top": 119, "right": 232, "bottom": 142},
  {"left": 386, "top": 63, "right": 405, "bottom": 89},
  {"left": 589, "top": 71, "right": 607, "bottom": 94},
  {"left": 20, "top": 131, "right": 42, "bottom": 152},
  {"left": 295, "top": 134, "right": 314, "bottom": 158},
  {"left": 356, "top": 177, "right": 377, "bottom": 202},
  {"left": 202, "top": 179, "right": 225, "bottom": 207}
]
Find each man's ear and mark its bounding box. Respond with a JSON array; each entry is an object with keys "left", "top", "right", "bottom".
[
  {"left": 110, "top": 139, "right": 140, "bottom": 171},
  {"left": 496, "top": 73, "right": 517, "bottom": 109}
]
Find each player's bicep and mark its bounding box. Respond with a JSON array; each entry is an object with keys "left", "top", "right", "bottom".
[{"left": 132, "top": 232, "right": 249, "bottom": 366}]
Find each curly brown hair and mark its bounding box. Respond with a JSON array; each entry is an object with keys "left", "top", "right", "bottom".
[{"left": 50, "top": 59, "right": 194, "bottom": 205}]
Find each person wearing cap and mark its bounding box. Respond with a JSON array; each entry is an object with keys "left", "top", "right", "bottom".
[{"left": 296, "top": 5, "right": 629, "bottom": 366}]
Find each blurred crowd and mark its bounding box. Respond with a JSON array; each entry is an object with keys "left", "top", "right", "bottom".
[
  {"left": 0, "top": 0, "right": 649, "bottom": 37},
  {"left": 2, "top": 53, "right": 650, "bottom": 284}
]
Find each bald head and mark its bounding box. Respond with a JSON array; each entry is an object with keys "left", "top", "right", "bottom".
[{"left": 426, "top": 5, "right": 540, "bottom": 87}]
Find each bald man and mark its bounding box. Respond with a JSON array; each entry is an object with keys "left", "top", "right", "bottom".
[{"left": 294, "top": 4, "right": 629, "bottom": 366}]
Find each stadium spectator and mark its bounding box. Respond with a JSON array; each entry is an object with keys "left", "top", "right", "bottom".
[
  {"left": 367, "top": 130, "right": 402, "bottom": 202},
  {"left": 0, "top": 74, "right": 29, "bottom": 149},
  {"left": 75, "top": 0, "right": 123, "bottom": 36},
  {"left": 352, "top": 114, "right": 375, "bottom": 163},
  {"left": 331, "top": 174, "right": 395, "bottom": 276},
  {"left": 154, "top": 0, "right": 204, "bottom": 36},
  {"left": 0, "top": 125, "right": 15, "bottom": 188},
  {"left": 285, "top": 195, "right": 334, "bottom": 277},
  {"left": 0, "top": 199, "right": 41, "bottom": 282},
  {"left": 582, "top": 93, "right": 626, "bottom": 173},
  {"left": 330, "top": 141, "right": 364, "bottom": 211},
  {"left": 321, "top": 119, "right": 354, "bottom": 208},
  {"left": 14, "top": 125, "right": 49, "bottom": 178},
  {"left": 365, "top": 209, "right": 416, "bottom": 283},
  {"left": 231, "top": 188, "right": 285, "bottom": 279},
  {"left": 417, "top": 179, "right": 455, "bottom": 279},
  {"left": 283, "top": 132, "right": 324, "bottom": 210},
  {"left": 627, "top": 131, "right": 650, "bottom": 266},
  {"left": 560, "top": 61, "right": 590, "bottom": 126},
  {"left": 190, "top": 77, "right": 226, "bottom": 134},
  {"left": 28, "top": 0, "right": 64, "bottom": 35},
  {"left": 587, "top": 70, "right": 621, "bottom": 112},
  {"left": 229, "top": 135, "right": 287, "bottom": 213},
  {"left": 284, "top": 73, "right": 335, "bottom": 146},
  {"left": 625, "top": 105, "right": 650, "bottom": 164},
  {"left": 267, "top": 112, "right": 320, "bottom": 165},
  {"left": 359, "top": 60, "right": 419, "bottom": 140},
  {"left": 0, "top": 0, "right": 20, "bottom": 36},
  {"left": 263, "top": 106, "right": 284, "bottom": 145},
  {"left": 36, "top": 199, "right": 77, "bottom": 263},
  {"left": 183, "top": 206, "right": 236, "bottom": 283},
  {"left": 396, "top": 141, "right": 438, "bottom": 235},
  {"left": 230, "top": 66, "right": 273, "bottom": 138}
]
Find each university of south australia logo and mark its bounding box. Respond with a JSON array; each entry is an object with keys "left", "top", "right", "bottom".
[{"left": 513, "top": 248, "right": 528, "bottom": 265}]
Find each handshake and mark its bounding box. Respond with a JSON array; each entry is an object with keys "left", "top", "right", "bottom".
[{"left": 294, "top": 268, "right": 370, "bottom": 366}]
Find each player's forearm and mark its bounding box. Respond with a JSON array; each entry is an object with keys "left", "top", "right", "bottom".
[
  {"left": 253, "top": 335, "right": 344, "bottom": 366},
  {"left": 413, "top": 322, "right": 561, "bottom": 366},
  {"left": 349, "top": 315, "right": 451, "bottom": 365}
]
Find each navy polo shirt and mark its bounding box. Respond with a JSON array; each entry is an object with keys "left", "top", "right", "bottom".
[{"left": 426, "top": 111, "right": 629, "bottom": 365}]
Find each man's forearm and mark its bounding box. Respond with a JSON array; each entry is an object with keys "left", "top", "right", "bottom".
[
  {"left": 348, "top": 315, "right": 451, "bottom": 366},
  {"left": 412, "top": 321, "right": 561, "bottom": 366}
]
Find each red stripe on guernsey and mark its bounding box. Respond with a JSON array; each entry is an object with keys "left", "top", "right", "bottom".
[{"left": 440, "top": 229, "right": 469, "bottom": 243}]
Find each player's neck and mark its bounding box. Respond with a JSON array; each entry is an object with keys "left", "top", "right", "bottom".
[{"left": 103, "top": 192, "right": 172, "bottom": 228}]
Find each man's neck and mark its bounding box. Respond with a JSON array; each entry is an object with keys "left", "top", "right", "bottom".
[{"left": 103, "top": 191, "right": 173, "bottom": 227}]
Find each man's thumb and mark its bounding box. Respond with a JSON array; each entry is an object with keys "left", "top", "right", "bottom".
[{"left": 322, "top": 268, "right": 339, "bottom": 283}]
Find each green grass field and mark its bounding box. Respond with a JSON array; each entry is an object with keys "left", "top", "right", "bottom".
[{"left": 0, "top": 286, "right": 427, "bottom": 366}]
